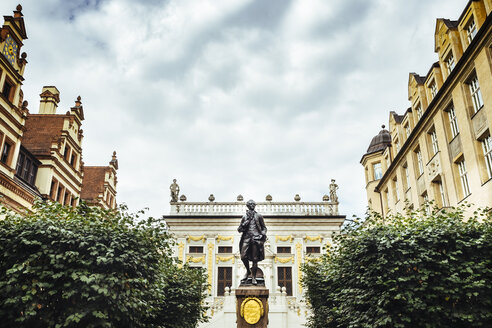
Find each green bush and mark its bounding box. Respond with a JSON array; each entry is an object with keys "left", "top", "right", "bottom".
[
  {"left": 0, "top": 201, "right": 207, "bottom": 328},
  {"left": 303, "top": 205, "right": 492, "bottom": 328}
]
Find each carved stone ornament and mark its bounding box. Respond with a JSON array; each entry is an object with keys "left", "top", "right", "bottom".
[
  {"left": 179, "top": 194, "right": 187, "bottom": 201},
  {"left": 208, "top": 194, "right": 215, "bottom": 202},
  {"left": 322, "top": 194, "right": 329, "bottom": 201},
  {"left": 237, "top": 194, "right": 244, "bottom": 201},
  {"left": 294, "top": 194, "right": 301, "bottom": 201},
  {"left": 265, "top": 194, "right": 272, "bottom": 201},
  {"left": 240, "top": 297, "right": 264, "bottom": 325}
]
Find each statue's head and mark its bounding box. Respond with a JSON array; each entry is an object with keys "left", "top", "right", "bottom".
[
  {"left": 173, "top": 179, "right": 177, "bottom": 183},
  {"left": 246, "top": 199, "right": 256, "bottom": 210}
]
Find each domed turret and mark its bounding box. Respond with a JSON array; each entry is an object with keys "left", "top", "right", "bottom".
[{"left": 365, "top": 125, "right": 391, "bottom": 154}]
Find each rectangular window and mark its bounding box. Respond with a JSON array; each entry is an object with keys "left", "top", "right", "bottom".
[
  {"left": 405, "top": 124, "right": 411, "bottom": 139},
  {"left": 1, "top": 79, "right": 14, "bottom": 102},
  {"left": 278, "top": 267, "right": 293, "bottom": 296},
  {"left": 28, "top": 164, "right": 37, "bottom": 185},
  {"left": 430, "top": 130, "right": 439, "bottom": 155},
  {"left": 373, "top": 162, "right": 382, "bottom": 180},
  {"left": 56, "top": 186, "right": 64, "bottom": 203},
  {"left": 466, "top": 17, "right": 477, "bottom": 43},
  {"left": 218, "top": 246, "right": 232, "bottom": 253},
  {"left": 15, "top": 152, "right": 24, "bottom": 175},
  {"left": 1, "top": 141, "right": 12, "bottom": 165},
  {"left": 217, "top": 267, "right": 232, "bottom": 296},
  {"left": 395, "top": 138, "right": 400, "bottom": 153},
  {"left": 22, "top": 159, "right": 30, "bottom": 181},
  {"left": 306, "top": 246, "right": 321, "bottom": 254},
  {"left": 482, "top": 136, "right": 492, "bottom": 180},
  {"left": 468, "top": 75, "right": 484, "bottom": 113},
  {"left": 416, "top": 104, "right": 423, "bottom": 120},
  {"left": 416, "top": 149, "right": 424, "bottom": 176},
  {"left": 189, "top": 246, "right": 204, "bottom": 253},
  {"left": 277, "top": 247, "right": 291, "bottom": 254},
  {"left": 430, "top": 81, "right": 438, "bottom": 99},
  {"left": 64, "top": 145, "right": 70, "bottom": 161},
  {"left": 64, "top": 192, "right": 70, "bottom": 206},
  {"left": 394, "top": 177, "right": 400, "bottom": 202},
  {"left": 385, "top": 156, "right": 390, "bottom": 170},
  {"left": 434, "top": 180, "right": 447, "bottom": 207},
  {"left": 422, "top": 191, "right": 430, "bottom": 214},
  {"left": 50, "top": 179, "right": 57, "bottom": 200},
  {"left": 404, "top": 164, "right": 410, "bottom": 191},
  {"left": 458, "top": 160, "right": 471, "bottom": 198},
  {"left": 70, "top": 153, "right": 76, "bottom": 167},
  {"left": 448, "top": 106, "right": 459, "bottom": 138},
  {"left": 446, "top": 52, "right": 455, "bottom": 74}
]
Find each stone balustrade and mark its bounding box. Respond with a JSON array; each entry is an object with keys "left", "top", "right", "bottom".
[{"left": 170, "top": 201, "right": 338, "bottom": 216}]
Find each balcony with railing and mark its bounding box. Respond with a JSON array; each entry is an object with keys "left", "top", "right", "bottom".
[{"left": 168, "top": 180, "right": 340, "bottom": 216}]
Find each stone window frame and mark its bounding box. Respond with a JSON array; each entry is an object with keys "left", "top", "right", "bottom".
[
  {"left": 277, "top": 266, "right": 293, "bottom": 296},
  {"left": 414, "top": 146, "right": 424, "bottom": 177},
  {"left": 457, "top": 158, "right": 471, "bottom": 199},
  {"left": 480, "top": 134, "right": 492, "bottom": 181},
  {"left": 446, "top": 105, "right": 460, "bottom": 139},
  {"left": 217, "top": 266, "right": 232, "bottom": 297},
  {"left": 466, "top": 16, "right": 477, "bottom": 44},
  {"left": 0, "top": 136, "right": 14, "bottom": 166},
  {"left": 445, "top": 51, "right": 455, "bottom": 75},
  {"left": 306, "top": 246, "right": 321, "bottom": 254},
  {"left": 467, "top": 73, "right": 484, "bottom": 114},
  {"left": 429, "top": 79, "right": 438, "bottom": 100},
  {"left": 189, "top": 246, "right": 204, "bottom": 253},
  {"left": 1, "top": 75, "right": 15, "bottom": 103},
  {"left": 218, "top": 246, "right": 233, "bottom": 254},
  {"left": 373, "top": 162, "right": 382, "bottom": 180},
  {"left": 277, "top": 246, "right": 291, "bottom": 254}
]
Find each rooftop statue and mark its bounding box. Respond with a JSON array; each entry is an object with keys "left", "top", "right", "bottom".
[
  {"left": 238, "top": 200, "right": 267, "bottom": 285},
  {"left": 329, "top": 179, "right": 339, "bottom": 203},
  {"left": 170, "top": 179, "right": 180, "bottom": 203}
]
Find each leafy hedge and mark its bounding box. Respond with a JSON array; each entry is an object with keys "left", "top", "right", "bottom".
[
  {"left": 303, "top": 205, "right": 492, "bottom": 328},
  {"left": 0, "top": 201, "right": 207, "bottom": 328}
]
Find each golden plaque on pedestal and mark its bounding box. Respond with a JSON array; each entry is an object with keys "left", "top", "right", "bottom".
[{"left": 240, "top": 297, "right": 264, "bottom": 325}]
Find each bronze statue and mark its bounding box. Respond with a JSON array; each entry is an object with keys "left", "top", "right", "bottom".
[{"left": 238, "top": 200, "right": 267, "bottom": 285}]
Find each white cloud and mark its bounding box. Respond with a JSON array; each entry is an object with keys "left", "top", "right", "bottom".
[{"left": 0, "top": 0, "right": 468, "bottom": 219}]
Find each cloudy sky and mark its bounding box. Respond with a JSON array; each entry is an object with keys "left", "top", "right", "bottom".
[{"left": 1, "top": 0, "right": 468, "bottom": 219}]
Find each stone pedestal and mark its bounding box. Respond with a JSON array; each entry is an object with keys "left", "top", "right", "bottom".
[{"left": 236, "top": 285, "right": 269, "bottom": 328}]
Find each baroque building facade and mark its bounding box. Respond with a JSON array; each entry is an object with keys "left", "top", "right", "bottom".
[
  {"left": 163, "top": 181, "right": 345, "bottom": 328},
  {"left": 362, "top": 0, "right": 492, "bottom": 216},
  {"left": 0, "top": 5, "right": 118, "bottom": 212}
]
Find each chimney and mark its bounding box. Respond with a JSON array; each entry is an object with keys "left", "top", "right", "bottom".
[{"left": 38, "top": 86, "right": 60, "bottom": 114}]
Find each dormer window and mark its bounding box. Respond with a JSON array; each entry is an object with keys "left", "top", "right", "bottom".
[
  {"left": 445, "top": 52, "right": 455, "bottom": 74},
  {"left": 466, "top": 17, "right": 477, "bottom": 44},
  {"left": 405, "top": 124, "right": 411, "bottom": 139},
  {"left": 430, "top": 80, "right": 438, "bottom": 99},
  {"left": 416, "top": 103, "right": 423, "bottom": 120}
]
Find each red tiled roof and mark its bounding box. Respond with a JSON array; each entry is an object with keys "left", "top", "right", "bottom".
[
  {"left": 22, "top": 114, "right": 66, "bottom": 156},
  {"left": 81, "top": 166, "right": 106, "bottom": 200}
]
